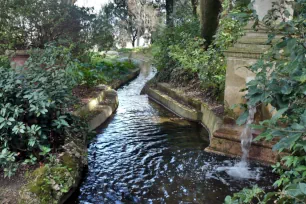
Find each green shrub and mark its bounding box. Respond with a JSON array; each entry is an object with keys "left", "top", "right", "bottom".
[
  {"left": 76, "top": 62, "right": 107, "bottom": 87},
  {"left": 0, "top": 45, "right": 84, "bottom": 177},
  {"left": 152, "top": 0, "right": 251, "bottom": 98},
  {"left": 152, "top": 18, "right": 200, "bottom": 71},
  {"left": 168, "top": 0, "right": 251, "bottom": 97},
  {"left": 0, "top": 55, "right": 10, "bottom": 68},
  {"left": 75, "top": 53, "right": 136, "bottom": 87}
]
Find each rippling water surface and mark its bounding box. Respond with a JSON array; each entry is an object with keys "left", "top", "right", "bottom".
[{"left": 70, "top": 62, "right": 276, "bottom": 204}]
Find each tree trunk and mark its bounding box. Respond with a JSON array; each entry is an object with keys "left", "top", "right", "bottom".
[
  {"left": 132, "top": 39, "right": 135, "bottom": 47},
  {"left": 166, "top": 0, "right": 174, "bottom": 26},
  {"left": 132, "top": 33, "right": 137, "bottom": 47},
  {"left": 136, "top": 27, "right": 141, "bottom": 47},
  {"left": 200, "top": 0, "right": 222, "bottom": 45},
  {"left": 191, "top": 0, "right": 198, "bottom": 17}
]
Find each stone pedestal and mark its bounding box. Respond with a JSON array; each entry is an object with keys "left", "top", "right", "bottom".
[
  {"left": 224, "top": 25, "right": 273, "bottom": 117},
  {"left": 206, "top": 26, "right": 278, "bottom": 163},
  {"left": 205, "top": 1, "right": 294, "bottom": 164}
]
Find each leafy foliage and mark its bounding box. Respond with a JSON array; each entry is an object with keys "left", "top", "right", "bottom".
[
  {"left": 226, "top": 1, "right": 306, "bottom": 203},
  {"left": 75, "top": 53, "right": 136, "bottom": 87},
  {"left": 91, "top": 5, "right": 115, "bottom": 51},
  {"left": 152, "top": 0, "right": 201, "bottom": 72},
  {"left": 225, "top": 185, "right": 265, "bottom": 204},
  {"left": 0, "top": 0, "right": 96, "bottom": 55},
  {"left": 104, "top": 1, "right": 139, "bottom": 47},
  {"left": 0, "top": 45, "right": 84, "bottom": 177},
  {"left": 153, "top": 0, "right": 251, "bottom": 97},
  {"left": 0, "top": 56, "right": 10, "bottom": 68}
]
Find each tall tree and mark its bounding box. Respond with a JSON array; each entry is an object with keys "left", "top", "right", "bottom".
[
  {"left": 166, "top": 0, "right": 174, "bottom": 26},
  {"left": 91, "top": 4, "right": 115, "bottom": 51},
  {"left": 199, "top": 0, "right": 222, "bottom": 45},
  {"left": 0, "top": 0, "right": 94, "bottom": 52},
  {"left": 109, "top": 1, "right": 139, "bottom": 47}
]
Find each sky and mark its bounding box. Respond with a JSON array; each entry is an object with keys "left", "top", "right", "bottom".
[{"left": 76, "top": 0, "right": 111, "bottom": 12}]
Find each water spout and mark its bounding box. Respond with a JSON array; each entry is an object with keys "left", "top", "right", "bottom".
[
  {"left": 240, "top": 106, "right": 256, "bottom": 163},
  {"left": 217, "top": 106, "right": 258, "bottom": 179}
]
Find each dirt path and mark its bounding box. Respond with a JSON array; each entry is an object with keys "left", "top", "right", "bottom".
[{"left": 0, "top": 170, "right": 28, "bottom": 204}]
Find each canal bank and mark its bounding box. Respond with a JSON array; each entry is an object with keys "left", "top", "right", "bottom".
[
  {"left": 142, "top": 78, "right": 280, "bottom": 164},
  {"left": 16, "top": 61, "right": 142, "bottom": 204}
]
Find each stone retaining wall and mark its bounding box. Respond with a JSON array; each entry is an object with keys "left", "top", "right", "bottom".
[
  {"left": 143, "top": 83, "right": 223, "bottom": 137},
  {"left": 143, "top": 82, "right": 279, "bottom": 164}
]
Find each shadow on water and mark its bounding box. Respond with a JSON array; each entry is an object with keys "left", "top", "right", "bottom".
[{"left": 66, "top": 62, "right": 277, "bottom": 204}]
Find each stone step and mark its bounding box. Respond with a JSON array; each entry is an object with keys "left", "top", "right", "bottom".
[
  {"left": 238, "top": 34, "right": 282, "bottom": 43},
  {"left": 156, "top": 83, "right": 202, "bottom": 111},
  {"left": 244, "top": 21, "right": 269, "bottom": 32},
  {"left": 233, "top": 43, "right": 271, "bottom": 50},
  {"left": 205, "top": 127, "right": 283, "bottom": 164},
  {"left": 146, "top": 88, "right": 202, "bottom": 121},
  {"left": 144, "top": 83, "right": 223, "bottom": 136},
  {"left": 245, "top": 32, "right": 270, "bottom": 38},
  {"left": 224, "top": 46, "right": 268, "bottom": 59},
  {"left": 238, "top": 36, "right": 270, "bottom": 44}
]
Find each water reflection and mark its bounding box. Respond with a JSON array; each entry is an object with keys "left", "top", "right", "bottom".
[{"left": 74, "top": 62, "right": 276, "bottom": 204}]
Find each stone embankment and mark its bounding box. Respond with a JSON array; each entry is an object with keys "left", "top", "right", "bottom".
[
  {"left": 143, "top": 82, "right": 280, "bottom": 165},
  {"left": 142, "top": 82, "right": 223, "bottom": 137}
]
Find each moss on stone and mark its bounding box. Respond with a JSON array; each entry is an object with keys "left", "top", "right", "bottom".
[
  {"left": 25, "top": 166, "right": 54, "bottom": 204},
  {"left": 22, "top": 164, "right": 75, "bottom": 204},
  {"left": 60, "top": 153, "right": 77, "bottom": 171},
  {"left": 19, "top": 143, "right": 84, "bottom": 204}
]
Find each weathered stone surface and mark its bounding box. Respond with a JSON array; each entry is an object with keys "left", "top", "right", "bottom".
[
  {"left": 144, "top": 82, "right": 279, "bottom": 164},
  {"left": 147, "top": 88, "right": 201, "bottom": 121},
  {"left": 224, "top": 57, "right": 257, "bottom": 115},
  {"left": 206, "top": 127, "right": 283, "bottom": 164},
  {"left": 19, "top": 140, "right": 87, "bottom": 204},
  {"left": 213, "top": 26, "right": 283, "bottom": 164},
  {"left": 223, "top": 26, "right": 277, "bottom": 118},
  {"left": 144, "top": 83, "right": 222, "bottom": 137},
  {"left": 201, "top": 104, "right": 223, "bottom": 135}
]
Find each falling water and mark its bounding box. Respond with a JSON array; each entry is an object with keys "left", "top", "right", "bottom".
[
  {"left": 240, "top": 106, "right": 256, "bottom": 162},
  {"left": 217, "top": 106, "right": 258, "bottom": 179}
]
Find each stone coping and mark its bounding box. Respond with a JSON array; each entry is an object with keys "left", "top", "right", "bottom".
[
  {"left": 143, "top": 82, "right": 223, "bottom": 137},
  {"left": 5, "top": 50, "right": 30, "bottom": 57},
  {"left": 206, "top": 127, "right": 284, "bottom": 165},
  {"left": 213, "top": 127, "right": 275, "bottom": 149}
]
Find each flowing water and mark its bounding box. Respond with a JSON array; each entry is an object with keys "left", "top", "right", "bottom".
[
  {"left": 217, "top": 106, "right": 257, "bottom": 179},
  {"left": 68, "top": 62, "right": 276, "bottom": 204}
]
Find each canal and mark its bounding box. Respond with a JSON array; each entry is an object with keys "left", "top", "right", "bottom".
[{"left": 69, "top": 61, "right": 276, "bottom": 204}]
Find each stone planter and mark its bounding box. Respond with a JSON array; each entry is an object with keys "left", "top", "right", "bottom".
[{"left": 6, "top": 50, "right": 30, "bottom": 69}]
